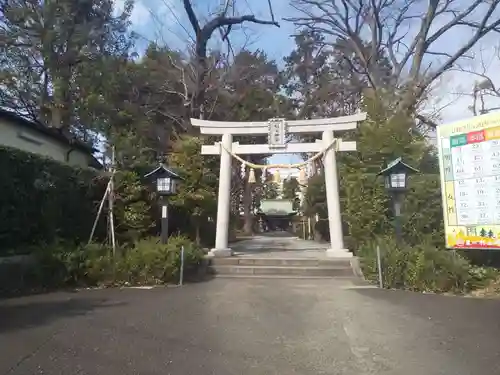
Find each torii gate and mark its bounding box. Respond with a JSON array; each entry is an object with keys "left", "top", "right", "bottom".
[{"left": 190, "top": 113, "right": 367, "bottom": 258}]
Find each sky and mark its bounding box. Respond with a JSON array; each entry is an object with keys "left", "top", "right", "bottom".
[
  {"left": 115, "top": 0, "right": 299, "bottom": 62},
  {"left": 115, "top": 0, "right": 500, "bottom": 167}
]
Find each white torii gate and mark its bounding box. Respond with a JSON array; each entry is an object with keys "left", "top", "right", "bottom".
[{"left": 190, "top": 113, "right": 367, "bottom": 258}]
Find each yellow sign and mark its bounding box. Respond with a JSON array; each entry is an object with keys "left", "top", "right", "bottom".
[{"left": 437, "top": 112, "right": 500, "bottom": 249}]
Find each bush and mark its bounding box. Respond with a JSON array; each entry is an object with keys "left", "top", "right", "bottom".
[
  {"left": 358, "top": 237, "right": 499, "bottom": 294},
  {"left": 0, "top": 146, "right": 106, "bottom": 255},
  {"left": 116, "top": 235, "right": 204, "bottom": 285},
  {"left": 29, "top": 241, "right": 115, "bottom": 287},
  {"left": 28, "top": 235, "right": 206, "bottom": 289}
]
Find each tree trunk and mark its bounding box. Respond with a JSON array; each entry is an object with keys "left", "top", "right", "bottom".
[
  {"left": 313, "top": 226, "right": 322, "bottom": 242},
  {"left": 51, "top": 72, "right": 72, "bottom": 129},
  {"left": 243, "top": 173, "right": 253, "bottom": 235}
]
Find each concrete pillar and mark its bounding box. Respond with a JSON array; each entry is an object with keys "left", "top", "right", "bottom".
[
  {"left": 210, "top": 133, "right": 233, "bottom": 257},
  {"left": 322, "top": 130, "right": 352, "bottom": 258}
]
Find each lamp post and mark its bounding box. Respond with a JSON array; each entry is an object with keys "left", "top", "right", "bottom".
[
  {"left": 144, "top": 165, "right": 183, "bottom": 244},
  {"left": 378, "top": 158, "right": 419, "bottom": 244}
]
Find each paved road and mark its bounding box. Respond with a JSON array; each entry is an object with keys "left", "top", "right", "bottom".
[{"left": 1, "top": 279, "right": 499, "bottom": 374}]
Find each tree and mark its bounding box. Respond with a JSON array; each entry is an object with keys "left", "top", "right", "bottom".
[
  {"left": 480, "top": 228, "right": 487, "bottom": 237},
  {"left": 282, "top": 177, "right": 301, "bottom": 211},
  {"left": 302, "top": 174, "right": 328, "bottom": 241},
  {"left": 288, "top": 0, "right": 500, "bottom": 127},
  {"left": 181, "top": 0, "right": 280, "bottom": 119},
  {"left": 284, "top": 31, "right": 393, "bottom": 120},
  {"left": 167, "top": 136, "right": 218, "bottom": 244},
  {"left": 283, "top": 30, "right": 394, "bottom": 176},
  {"left": 262, "top": 181, "right": 280, "bottom": 200},
  {"left": 87, "top": 45, "right": 194, "bottom": 164},
  {"left": 211, "top": 49, "right": 290, "bottom": 235},
  {"left": 451, "top": 46, "right": 500, "bottom": 116},
  {"left": 283, "top": 30, "right": 334, "bottom": 120},
  {"left": 301, "top": 91, "right": 441, "bottom": 247},
  {"left": 113, "top": 170, "right": 154, "bottom": 244},
  {"left": 0, "top": 0, "right": 132, "bottom": 135}
]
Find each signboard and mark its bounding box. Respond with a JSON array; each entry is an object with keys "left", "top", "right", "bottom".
[
  {"left": 438, "top": 111, "right": 500, "bottom": 249},
  {"left": 268, "top": 118, "right": 286, "bottom": 149}
]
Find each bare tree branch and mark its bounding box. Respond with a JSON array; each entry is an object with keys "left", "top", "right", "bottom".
[
  {"left": 450, "top": 45, "right": 500, "bottom": 116},
  {"left": 288, "top": 0, "right": 500, "bottom": 126},
  {"left": 182, "top": 0, "right": 280, "bottom": 119},
  {"left": 415, "top": 113, "right": 438, "bottom": 129},
  {"left": 183, "top": 0, "right": 201, "bottom": 35}
]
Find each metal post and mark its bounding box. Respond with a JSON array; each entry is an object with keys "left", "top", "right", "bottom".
[
  {"left": 161, "top": 199, "right": 169, "bottom": 244},
  {"left": 179, "top": 245, "right": 185, "bottom": 286},
  {"left": 376, "top": 245, "right": 383, "bottom": 288},
  {"left": 393, "top": 193, "right": 403, "bottom": 245}
]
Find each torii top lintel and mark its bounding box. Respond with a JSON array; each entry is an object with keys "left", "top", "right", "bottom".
[{"left": 190, "top": 113, "right": 367, "bottom": 135}]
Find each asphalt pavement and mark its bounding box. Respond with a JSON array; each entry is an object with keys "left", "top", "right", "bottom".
[{"left": 1, "top": 278, "right": 499, "bottom": 374}]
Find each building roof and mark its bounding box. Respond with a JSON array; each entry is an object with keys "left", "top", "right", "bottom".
[
  {"left": 0, "top": 108, "right": 95, "bottom": 154},
  {"left": 258, "top": 199, "right": 296, "bottom": 216}
]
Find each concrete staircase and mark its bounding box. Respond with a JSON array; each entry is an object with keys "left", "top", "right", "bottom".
[{"left": 208, "top": 257, "right": 357, "bottom": 279}]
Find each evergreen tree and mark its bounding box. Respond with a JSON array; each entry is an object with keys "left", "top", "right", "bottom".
[{"left": 1, "top": 0, "right": 133, "bottom": 138}]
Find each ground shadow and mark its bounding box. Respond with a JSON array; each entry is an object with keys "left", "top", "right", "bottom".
[
  {"left": 353, "top": 287, "right": 500, "bottom": 336},
  {"left": 0, "top": 294, "right": 126, "bottom": 334}
]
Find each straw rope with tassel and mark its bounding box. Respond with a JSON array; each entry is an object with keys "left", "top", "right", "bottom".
[{"left": 222, "top": 139, "right": 339, "bottom": 183}]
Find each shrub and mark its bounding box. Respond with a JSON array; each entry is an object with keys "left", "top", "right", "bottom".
[
  {"left": 358, "top": 237, "right": 499, "bottom": 294},
  {"left": 29, "top": 241, "right": 115, "bottom": 287},
  {"left": 116, "top": 235, "right": 204, "bottom": 285},
  {"left": 27, "top": 235, "right": 205, "bottom": 289}
]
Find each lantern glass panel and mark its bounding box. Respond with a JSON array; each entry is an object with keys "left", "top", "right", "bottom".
[
  {"left": 157, "top": 177, "right": 172, "bottom": 193},
  {"left": 390, "top": 173, "right": 406, "bottom": 189}
]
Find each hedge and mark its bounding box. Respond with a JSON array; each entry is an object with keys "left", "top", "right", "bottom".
[
  {"left": 358, "top": 236, "right": 499, "bottom": 294},
  {"left": 0, "top": 146, "right": 106, "bottom": 255}
]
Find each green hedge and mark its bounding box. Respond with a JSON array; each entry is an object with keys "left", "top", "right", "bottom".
[
  {"left": 358, "top": 237, "right": 498, "bottom": 294},
  {"left": 0, "top": 146, "right": 106, "bottom": 255}
]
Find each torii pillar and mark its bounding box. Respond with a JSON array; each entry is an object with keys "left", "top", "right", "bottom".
[{"left": 190, "top": 113, "right": 367, "bottom": 257}]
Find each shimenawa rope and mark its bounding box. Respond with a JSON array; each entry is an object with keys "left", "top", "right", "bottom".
[{"left": 219, "top": 139, "right": 338, "bottom": 170}]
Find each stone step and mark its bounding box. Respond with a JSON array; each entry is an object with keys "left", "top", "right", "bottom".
[
  {"left": 212, "top": 274, "right": 357, "bottom": 280},
  {"left": 232, "top": 247, "right": 327, "bottom": 253},
  {"left": 210, "top": 257, "right": 352, "bottom": 268},
  {"left": 208, "top": 265, "right": 355, "bottom": 278}
]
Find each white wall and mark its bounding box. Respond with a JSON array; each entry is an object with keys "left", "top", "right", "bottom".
[{"left": 0, "top": 118, "right": 91, "bottom": 168}]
